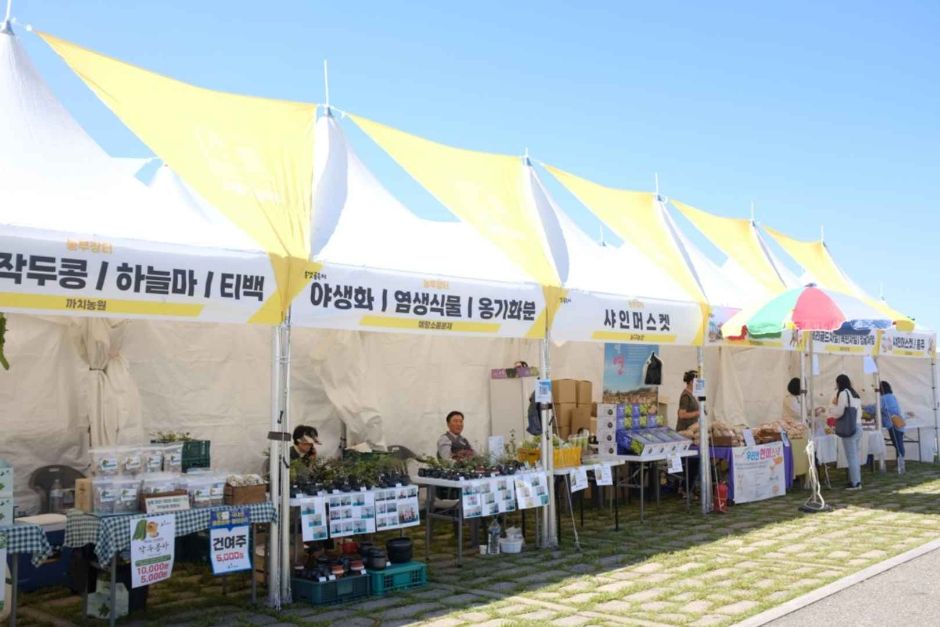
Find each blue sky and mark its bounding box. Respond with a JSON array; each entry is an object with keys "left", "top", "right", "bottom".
[{"left": 12, "top": 1, "right": 940, "bottom": 329}]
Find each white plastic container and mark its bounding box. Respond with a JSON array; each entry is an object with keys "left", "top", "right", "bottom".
[
  {"left": 499, "top": 536, "right": 523, "bottom": 554},
  {"left": 162, "top": 443, "right": 184, "bottom": 473},
  {"left": 118, "top": 447, "right": 144, "bottom": 476},
  {"left": 182, "top": 475, "right": 214, "bottom": 508},
  {"left": 113, "top": 478, "right": 141, "bottom": 514},
  {"left": 92, "top": 478, "right": 117, "bottom": 514},
  {"left": 90, "top": 447, "right": 121, "bottom": 477},
  {"left": 140, "top": 472, "right": 180, "bottom": 496},
  {"left": 141, "top": 446, "right": 165, "bottom": 474}
]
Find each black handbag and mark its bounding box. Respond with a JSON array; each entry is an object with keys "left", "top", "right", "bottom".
[{"left": 643, "top": 352, "right": 663, "bottom": 386}]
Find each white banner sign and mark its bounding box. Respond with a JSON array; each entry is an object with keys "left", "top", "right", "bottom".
[
  {"left": 878, "top": 331, "right": 936, "bottom": 359},
  {"left": 327, "top": 490, "right": 376, "bottom": 537},
  {"left": 570, "top": 467, "right": 589, "bottom": 492},
  {"left": 300, "top": 496, "right": 329, "bottom": 542},
  {"left": 731, "top": 442, "right": 787, "bottom": 504},
  {"left": 0, "top": 232, "right": 274, "bottom": 323},
  {"left": 513, "top": 471, "right": 550, "bottom": 510},
  {"left": 551, "top": 289, "right": 704, "bottom": 345},
  {"left": 375, "top": 485, "right": 421, "bottom": 531},
  {"left": 292, "top": 263, "right": 546, "bottom": 338},
  {"left": 812, "top": 330, "right": 877, "bottom": 356},
  {"left": 130, "top": 514, "right": 176, "bottom": 588}
]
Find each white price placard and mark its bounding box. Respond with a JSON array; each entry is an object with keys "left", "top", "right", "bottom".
[
  {"left": 130, "top": 514, "right": 176, "bottom": 588},
  {"left": 209, "top": 525, "right": 251, "bottom": 575},
  {"left": 300, "top": 496, "right": 329, "bottom": 542},
  {"left": 592, "top": 464, "right": 613, "bottom": 486},
  {"left": 743, "top": 429, "right": 757, "bottom": 448},
  {"left": 535, "top": 378, "right": 552, "bottom": 403},
  {"left": 668, "top": 455, "right": 683, "bottom": 474},
  {"left": 570, "top": 467, "right": 589, "bottom": 492}
]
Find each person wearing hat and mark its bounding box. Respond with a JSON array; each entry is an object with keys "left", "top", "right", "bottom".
[{"left": 291, "top": 425, "right": 321, "bottom": 466}]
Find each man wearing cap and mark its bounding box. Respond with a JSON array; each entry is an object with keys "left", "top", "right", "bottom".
[{"left": 291, "top": 425, "right": 321, "bottom": 466}]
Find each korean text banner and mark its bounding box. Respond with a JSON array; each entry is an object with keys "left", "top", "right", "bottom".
[
  {"left": 550, "top": 290, "right": 705, "bottom": 346},
  {"left": 812, "top": 330, "right": 876, "bottom": 356},
  {"left": 291, "top": 264, "right": 546, "bottom": 338},
  {"left": 0, "top": 229, "right": 275, "bottom": 322},
  {"left": 878, "top": 331, "right": 937, "bottom": 359}
]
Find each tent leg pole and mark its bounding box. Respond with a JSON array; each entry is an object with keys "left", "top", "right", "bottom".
[
  {"left": 800, "top": 332, "right": 828, "bottom": 512},
  {"left": 874, "top": 358, "right": 885, "bottom": 473},
  {"left": 279, "top": 316, "right": 293, "bottom": 604},
  {"left": 540, "top": 333, "right": 557, "bottom": 548},
  {"left": 932, "top": 355, "right": 939, "bottom": 464},
  {"left": 267, "top": 327, "right": 281, "bottom": 609},
  {"left": 697, "top": 346, "right": 712, "bottom": 514}
]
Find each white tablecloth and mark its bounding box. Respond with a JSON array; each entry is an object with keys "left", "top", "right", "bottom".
[{"left": 835, "top": 430, "right": 887, "bottom": 468}]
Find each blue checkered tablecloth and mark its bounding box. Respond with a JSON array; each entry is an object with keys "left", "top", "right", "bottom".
[
  {"left": 64, "top": 501, "right": 277, "bottom": 564},
  {"left": 0, "top": 522, "right": 54, "bottom": 566}
]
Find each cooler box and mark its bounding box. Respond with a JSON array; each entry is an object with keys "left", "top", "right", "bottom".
[{"left": 9, "top": 513, "right": 73, "bottom": 592}]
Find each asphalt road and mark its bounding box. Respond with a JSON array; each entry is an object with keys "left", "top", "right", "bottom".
[{"left": 768, "top": 547, "right": 940, "bottom": 626}]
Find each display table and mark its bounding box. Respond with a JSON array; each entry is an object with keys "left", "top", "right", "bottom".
[
  {"left": 64, "top": 503, "right": 276, "bottom": 626},
  {"left": 706, "top": 443, "right": 794, "bottom": 503},
  {"left": 602, "top": 450, "right": 698, "bottom": 520},
  {"left": 1, "top": 522, "right": 55, "bottom": 627},
  {"left": 412, "top": 472, "right": 548, "bottom": 566},
  {"left": 790, "top": 436, "right": 810, "bottom": 479},
  {"left": 553, "top": 459, "right": 625, "bottom": 539}
]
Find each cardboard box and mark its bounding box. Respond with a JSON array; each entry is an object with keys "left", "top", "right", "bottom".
[
  {"left": 0, "top": 497, "right": 13, "bottom": 524},
  {"left": 571, "top": 406, "right": 593, "bottom": 434},
  {"left": 75, "top": 477, "right": 93, "bottom": 513},
  {"left": 555, "top": 402, "right": 575, "bottom": 439},
  {"left": 225, "top": 484, "right": 268, "bottom": 505},
  {"left": 591, "top": 402, "right": 598, "bottom": 417},
  {"left": 552, "top": 379, "right": 578, "bottom": 404},
  {"left": 576, "top": 380, "right": 593, "bottom": 405}
]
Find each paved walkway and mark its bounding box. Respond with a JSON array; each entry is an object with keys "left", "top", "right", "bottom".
[{"left": 767, "top": 544, "right": 940, "bottom": 627}]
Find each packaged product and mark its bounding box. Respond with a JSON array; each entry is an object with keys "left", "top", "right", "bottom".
[
  {"left": 118, "top": 447, "right": 144, "bottom": 476},
  {"left": 113, "top": 478, "right": 141, "bottom": 514},
  {"left": 90, "top": 448, "right": 121, "bottom": 477},
  {"left": 141, "top": 472, "right": 181, "bottom": 496},
  {"left": 141, "top": 446, "right": 165, "bottom": 474},
  {"left": 92, "top": 478, "right": 117, "bottom": 514},
  {"left": 162, "top": 443, "right": 184, "bottom": 473}
]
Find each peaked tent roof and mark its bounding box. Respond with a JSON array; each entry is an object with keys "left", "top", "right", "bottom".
[
  {"left": 0, "top": 27, "right": 275, "bottom": 322},
  {"left": 671, "top": 200, "right": 798, "bottom": 295},
  {"left": 543, "top": 165, "right": 708, "bottom": 305},
  {"left": 347, "top": 114, "right": 566, "bottom": 288},
  {"left": 762, "top": 224, "right": 914, "bottom": 324},
  {"left": 40, "top": 31, "right": 318, "bottom": 323}
]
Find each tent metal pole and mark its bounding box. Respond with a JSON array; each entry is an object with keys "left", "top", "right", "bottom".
[
  {"left": 540, "top": 331, "right": 557, "bottom": 548},
  {"left": 873, "top": 356, "right": 885, "bottom": 472},
  {"left": 3, "top": 0, "right": 11, "bottom": 26},
  {"left": 267, "top": 327, "right": 281, "bottom": 609},
  {"left": 279, "top": 315, "right": 293, "bottom": 603},
  {"left": 932, "top": 353, "right": 939, "bottom": 464},
  {"left": 697, "top": 345, "right": 712, "bottom": 514}
]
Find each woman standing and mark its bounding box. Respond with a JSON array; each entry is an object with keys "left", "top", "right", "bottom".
[
  {"left": 880, "top": 381, "right": 906, "bottom": 475},
  {"left": 677, "top": 370, "right": 701, "bottom": 496},
  {"left": 833, "top": 374, "right": 863, "bottom": 490}
]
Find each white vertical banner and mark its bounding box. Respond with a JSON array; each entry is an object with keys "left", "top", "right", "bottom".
[{"left": 130, "top": 514, "right": 176, "bottom": 588}]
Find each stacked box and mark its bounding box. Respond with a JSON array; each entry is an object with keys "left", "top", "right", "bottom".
[
  {"left": 596, "top": 404, "right": 622, "bottom": 457},
  {"left": 0, "top": 460, "right": 13, "bottom": 524}
]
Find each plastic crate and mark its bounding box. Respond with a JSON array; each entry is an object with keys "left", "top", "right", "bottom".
[
  {"left": 292, "top": 574, "right": 370, "bottom": 605},
  {"left": 182, "top": 440, "right": 211, "bottom": 471},
  {"left": 368, "top": 561, "right": 428, "bottom": 596}
]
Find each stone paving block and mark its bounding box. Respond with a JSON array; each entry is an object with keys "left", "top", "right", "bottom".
[
  {"left": 679, "top": 600, "right": 712, "bottom": 613},
  {"left": 624, "top": 589, "right": 661, "bottom": 602},
  {"left": 456, "top": 611, "right": 491, "bottom": 622},
  {"left": 422, "top": 619, "right": 464, "bottom": 627},
  {"left": 567, "top": 592, "right": 599, "bottom": 604},
  {"left": 381, "top": 602, "right": 443, "bottom": 619},
  {"left": 551, "top": 615, "right": 592, "bottom": 626},
  {"left": 355, "top": 596, "right": 405, "bottom": 611},
  {"left": 474, "top": 621, "right": 512, "bottom": 627},
  {"left": 690, "top": 615, "right": 728, "bottom": 626},
  {"left": 495, "top": 604, "right": 530, "bottom": 616},
  {"left": 561, "top": 581, "right": 594, "bottom": 592},
  {"left": 595, "top": 600, "right": 632, "bottom": 613},
  {"left": 639, "top": 601, "right": 673, "bottom": 611},
  {"left": 240, "top": 615, "right": 280, "bottom": 625},
  {"left": 487, "top": 581, "right": 520, "bottom": 592},
  {"left": 517, "top": 609, "right": 559, "bottom": 621},
  {"left": 632, "top": 562, "right": 663, "bottom": 573},
  {"left": 714, "top": 600, "right": 758, "bottom": 615},
  {"left": 441, "top": 592, "right": 484, "bottom": 606}
]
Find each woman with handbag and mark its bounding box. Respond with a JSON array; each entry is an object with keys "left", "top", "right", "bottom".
[
  {"left": 879, "top": 381, "right": 906, "bottom": 475},
  {"left": 832, "top": 374, "right": 863, "bottom": 490}
]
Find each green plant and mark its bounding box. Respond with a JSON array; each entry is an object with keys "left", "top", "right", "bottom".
[{"left": 151, "top": 431, "right": 192, "bottom": 442}]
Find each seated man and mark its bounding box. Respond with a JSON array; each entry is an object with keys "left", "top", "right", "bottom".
[{"left": 437, "top": 411, "right": 475, "bottom": 461}]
